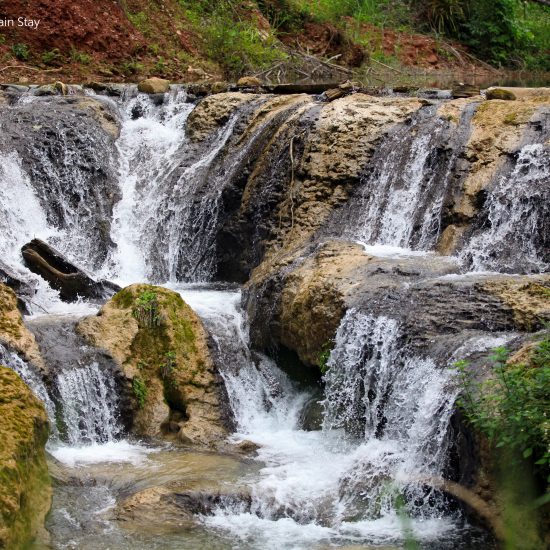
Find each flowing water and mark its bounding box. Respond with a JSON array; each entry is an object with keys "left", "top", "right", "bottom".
[{"left": 1, "top": 87, "right": 546, "bottom": 548}]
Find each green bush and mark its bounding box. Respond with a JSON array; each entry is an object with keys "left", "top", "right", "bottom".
[
  {"left": 11, "top": 43, "right": 30, "bottom": 61},
  {"left": 41, "top": 49, "right": 62, "bottom": 66},
  {"left": 132, "top": 376, "right": 148, "bottom": 409},
  {"left": 457, "top": 339, "right": 550, "bottom": 484}
]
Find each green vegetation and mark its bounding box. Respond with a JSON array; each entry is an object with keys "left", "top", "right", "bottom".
[
  {"left": 41, "top": 48, "right": 62, "bottom": 66},
  {"left": 132, "top": 376, "right": 148, "bottom": 408},
  {"left": 11, "top": 43, "right": 29, "bottom": 61},
  {"left": 318, "top": 341, "right": 333, "bottom": 374},
  {"left": 132, "top": 290, "right": 162, "bottom": 328},
  {"left": 179, "top": 0, "right": 286, "bottom": 77},
  {"left": 457, "top": 338, "right": 550, "bottom": 483},
  {"left": 258, "top": 0, "right": 549, "bottom": 69},
  {"left": 70, "top": 49, "right": 92, "bottom": 65}
]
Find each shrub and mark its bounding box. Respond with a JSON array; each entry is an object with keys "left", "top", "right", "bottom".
[
  {"left": 41, "top": 49, "right": 62, "bottom": 66},
  {"left": 132, "top": 290, "right": 161, "bottom": 328},
  {"left": 457, "top": 340, "right": 550, "bottom": 483},
  {"left": 132, "top": 376, "right": 148, "bottom": 408},
  {"left": 12, "top": 43, "right": 30, "bottom": 61}
]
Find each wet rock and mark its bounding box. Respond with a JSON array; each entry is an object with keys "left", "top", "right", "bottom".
[
  {"left": 137, "top": 77, "right": 170, "bottom": 94},
  {"left": 245, "top": 240, "right": 550, "bottom": 369},
  {"left": 185, "top": 92, "right": 261, "bottom": 141},
  {"left": 452, "top": 83, "right": 480, "bottom": 98},
  {"left": 237, "top": 76, "right": 262, "bottom": 87},
  {"left": 0, "top": 366, "right": 50, "bottom": 549},
  {"left": 0, "top": 261, "right": 37, "bottom": 314},
  {"left": 83, "top": 81, "right": 125, "bottom": 96},
  {"left": 486, "top": 88, "right": 516, "bottom": 101},
  {"left": 234, "top": 439, "right": 260, "bottom": 455},
  {"left": 77, "top": 284, "right": 229, "bottom": 445},
  {"left": 0, "top": 283, "right": 45, "bottom": 370},
  {"left": 21, "top": 239, "right": 120, "bottom": 303}
]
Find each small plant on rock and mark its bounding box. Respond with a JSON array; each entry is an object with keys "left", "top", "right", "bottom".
[
  {"left": 133, "top": 290, "right": 162, "bottom": 328},
  {"left": 132, "top": 376, "right": 148, "bottom": 409}
]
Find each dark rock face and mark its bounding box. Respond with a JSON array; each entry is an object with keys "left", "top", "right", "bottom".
[
  {"left": 0, "top": 96, "right": 120, "bottom": 270},
  {"left": 21, "top": 239, "right": 120, "bottom": 302}
]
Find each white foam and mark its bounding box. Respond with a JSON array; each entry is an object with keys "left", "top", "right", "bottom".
[{"left": 49, "top": 441, "right": 156, "bottom": 467}]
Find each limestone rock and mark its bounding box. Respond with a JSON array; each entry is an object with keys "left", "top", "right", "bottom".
[
  {"left": 138, "top": 77, "right": 170, "bottom": 94},
  {"left": 486, "top": 88, "right": 516, "bottom": 101},
  {"left": 77, "top": 284, "right": 228, "bottom": 445},
  {"left": 185, "top": 92, "right": 260, "bottom": 142},
  {"left": 0, "top": 284, "right": 44, "bottom": 371},
  {"left": 237, "top": 76, "right": 262, "bottom": 87},
  {"left": 0, "top": 366, "right": 50, "bottom": 549}
]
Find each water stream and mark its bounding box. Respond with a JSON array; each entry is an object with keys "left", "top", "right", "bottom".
[{"left": 0, "top": 88, "right": 545, "bottom": 548}]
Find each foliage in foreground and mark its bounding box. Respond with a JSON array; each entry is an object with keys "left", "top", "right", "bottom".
[{"left": 457, "top": 337, "right": 550, "bottom": 484}]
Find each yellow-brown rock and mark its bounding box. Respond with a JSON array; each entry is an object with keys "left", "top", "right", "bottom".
[
  {"left": 77, "top": 284, "right": 227, "bottom": 446},
  {"left": 137, "top": 77, "right": 170, "bottom": 94},
  {"left": 0, "top": 284, "right": 44, "bottom": 371},
  {"left": 0, "top": 367, "right": 50, "bottom": 549}
]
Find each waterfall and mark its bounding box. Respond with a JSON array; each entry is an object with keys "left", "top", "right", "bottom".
[
  {"left": 461, "top": 143, "right": 550, "bottom": 273},
  {"left": 0, "top": 343, "right": 59, "bottom": 438},
  {"left": 323, "top": 310, "right": 458, "bottom": 520},
  {"left": 55, "top": 362, "right": 121, "bottom": 445},
  {"left": 352, "top": 107, "right": 460, "bottom": 251},
  {"left": 175, "top": 286, "right": 303, "bottom": 431},
  {"left": 0, "top": 342, "right": 120, "bottom": 446}
]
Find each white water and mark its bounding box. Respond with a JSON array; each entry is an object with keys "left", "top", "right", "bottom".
[
  {"left": 165, "top": 295, "right": 464, "bottom": 548},
  {"left": 461, "top": 143, "right": 550, "bottom": 273},
  {"left": 0, "top": 343, "right": 59, "bottom": 438}
]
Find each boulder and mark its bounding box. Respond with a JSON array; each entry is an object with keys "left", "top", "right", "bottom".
[
  {"left": 137, "top": 77, "right": 170, "bottom": 94},
  {"left": 0, "top": 366, "right": 50, "bottom": 549},
  {"left": 21, "top": 239, "right": 120, "bottom": 303},
  {"left": 486, "top": 88, "right": 516, "bottom": 101},
  {"left": 77, "top": 284, "right": 229, "bottom": 445},
  {"left": 237, "top": 76, "right": 262, "bottom": 87}
]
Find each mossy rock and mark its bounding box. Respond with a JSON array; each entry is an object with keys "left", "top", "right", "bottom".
[
  {"left": 0, "top": 366, "right": 50, "bottom": 549},
  {"left": 0, "top": 284, "right": 44, "bottom": 370},
  {"left": 77, "top": 284, "right": 228, "bottom": 446},
  {"left": 486, "top": 88, "right": 516, "bottom": 101}
]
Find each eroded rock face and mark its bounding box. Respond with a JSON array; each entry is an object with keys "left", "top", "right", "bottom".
[
  {"left": 245, "top": 241, "right": 550, "bottom": 368},
  {"left": 0, "top": 366, "right": 50, "bottom": 550},
  {"left": 77, "top": 284, "right": 228, "bottom": 446},
  {"left": 0, "top": 283, "right": 44, "bottom": 371}
]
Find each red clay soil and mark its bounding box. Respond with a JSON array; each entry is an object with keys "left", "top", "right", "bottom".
[{"left": 0, "top": 0, "right": 145, "bottom": 60}]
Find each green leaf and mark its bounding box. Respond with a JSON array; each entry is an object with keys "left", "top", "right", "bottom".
[{"left": 523, "top": 448, "right": 533, "bottom": 458}]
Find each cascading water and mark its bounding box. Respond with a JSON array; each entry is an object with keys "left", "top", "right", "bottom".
[
  {"left": 0, "top": 343, "right": 58, "bottom": 438},
  {"left": 324, "top": 311, "right": 458, "bottom": 521},
  {"left": 1, "top": 88, "right": 543, "bottom": 548},
  {"left": 460, "top": 143, "right": 550, "bottom": 273},
  {"left": 55, "top": 362, "right": 121, "bottom": 445},
  {"left": 351, "top": 107, "right": 462, "bottom": 251}
]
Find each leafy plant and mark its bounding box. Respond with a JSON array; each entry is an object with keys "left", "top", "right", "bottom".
[
  {"left": 132, "top": 376, "right": 148, "bottom": 408},
  {"left": 160, "top": 351, "right": 177, "bottom": 381},
  {"left": 70, "top": 49, "right": 91, "bottom": 65},
  {"left": 41, "top": 48, "right": 62, "bottom": 66},
  {"left": 318, "top": 341, "right": 333, "bottom": 374},
  {"left": 133, "top": 291, "right": 162, "bottom": 328},
  {"left": 457, "top": 340, "right": 550, "bottom": 483},
  {"left": 12, "top": 43, "right": 30, "bottom": 61}
]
